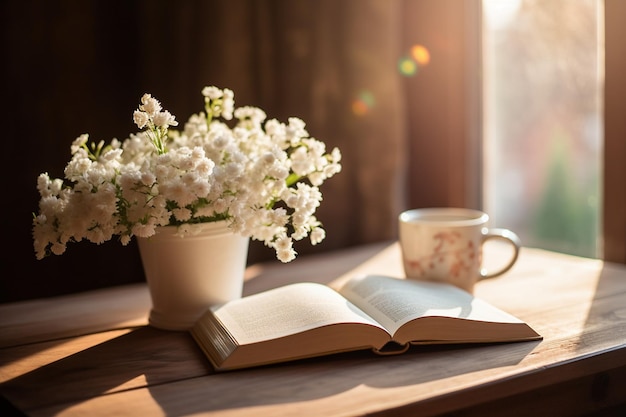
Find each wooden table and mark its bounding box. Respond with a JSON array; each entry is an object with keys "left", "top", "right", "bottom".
[{"left": 2, "top": 242, "right": 626, "bottom": 416}]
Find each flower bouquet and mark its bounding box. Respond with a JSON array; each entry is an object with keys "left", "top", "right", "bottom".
[{"left": 33, "top": 86, "right": 342, "bottom": 263}]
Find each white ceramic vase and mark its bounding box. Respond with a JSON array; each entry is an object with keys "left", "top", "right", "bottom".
[{"left": 137, "top": 221, "right": 249, "bottom": 331}]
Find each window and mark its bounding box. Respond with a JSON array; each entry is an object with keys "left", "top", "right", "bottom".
[
  {"left": 399, "top": 0, "right": 623, "bottom": 262},
  {"left": 482, "top": 0, "right": 604, "bottom": 258}
]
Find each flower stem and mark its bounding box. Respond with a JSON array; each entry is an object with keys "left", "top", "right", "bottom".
[
  {"left": 285, "top": 173, "right": 301, "bottom": 187},
  {"left": 147, "top": 122, "right": 167, "bottom": 155}
]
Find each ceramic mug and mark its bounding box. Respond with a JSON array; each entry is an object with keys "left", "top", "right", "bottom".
[{"left": 399, "top": 207, "right": 521, "bottom": 293}]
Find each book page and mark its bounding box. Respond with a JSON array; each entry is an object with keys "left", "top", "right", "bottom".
[
  {"left": 212, "top": 282, "right": 388, "bottom": 345},
  {"left": 338, "top": 275, "right": 524, "bottom": 336}
]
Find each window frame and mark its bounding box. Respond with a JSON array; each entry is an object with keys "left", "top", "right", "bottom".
[{"left": 603, "top": 0, "right": 626, "bottom": 263}]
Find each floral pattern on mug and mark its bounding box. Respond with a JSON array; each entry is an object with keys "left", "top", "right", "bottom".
[{"left": 404, "top": 231, "right": 480, "bottom": 279}]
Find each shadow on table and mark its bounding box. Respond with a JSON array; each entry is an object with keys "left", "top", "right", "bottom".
[
  {"left": 0, "top": 324, "right": 538, "bottom": 416},
  {"left": 144, "top": 341, "right": 538, "bottom": 416},
  {"left": 574, "top": 262, "right": 626, "bottom": 411},
  {"left": 0, "top": 327, "right": 209, "bottom": 415},
  {"left": 578, "top": 263, "right": 626, "bottom": 353}
]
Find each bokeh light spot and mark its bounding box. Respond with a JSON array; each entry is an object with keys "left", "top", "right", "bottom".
[
  {"left": 351, "top": 90, "right": 376, "bottom": 116},
  {"left": 398, "top": 56, "right": 417, "bottom": 77},
  {"left": 352, "top": 100, "right": 369, "bottom": 116},
  {"left": 358, "top": 90, "right": 375, "bottom": 108},
  {"left": 410, "top": 44, "right": 430, "bottom": 66}
]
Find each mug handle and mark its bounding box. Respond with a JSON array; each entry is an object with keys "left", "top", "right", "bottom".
[{"left": 479, "top": 228, "right": 521, "bottom": 280}]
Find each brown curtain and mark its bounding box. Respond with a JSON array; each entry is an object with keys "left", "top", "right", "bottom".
[{"left": 2, "top": 0, "right": 473, "bottom": 302}]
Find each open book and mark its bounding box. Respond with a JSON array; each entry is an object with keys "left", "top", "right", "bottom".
[{"left": 191, "top": 275, "right": 542, "bottom": 371}]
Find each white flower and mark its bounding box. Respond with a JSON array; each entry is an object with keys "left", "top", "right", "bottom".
[
  {"left": 33, "top": 86, "right": 342, "bottom": 263},
  {"left": 310, "top": 227, "right": 326, "bottom": 245},
  {"left": 234, "top": 106, "right": 266, "bottom": 128},
  {"left": 221, "top": 88, "right": 235, "bottom": 120},
  {"left": 202, "top": 86, "right": 222, "bottom": 100},
  {"left": 71, "top": 134, "right": 89, "bottom": 154},
  {"left": 274, "top": 235, "right": 296, "bottom": 263},
  {"left": 153, "top": 110, "right": 178, "bottom": 128},
  {"left": 140, "top": 93, "right": 162, "bottom": 116},
  {"left": 133, "top": 110, "right": 150, "bottom": 129}
]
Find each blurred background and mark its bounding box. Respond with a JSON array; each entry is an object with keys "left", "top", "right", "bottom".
[{"left": 2, "top": 0, "right": 619, "bottom": 302}]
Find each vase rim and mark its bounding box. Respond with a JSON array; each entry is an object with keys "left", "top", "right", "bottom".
[{"left": 150, "top": 220, "right": 236, "bottom": 239}]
